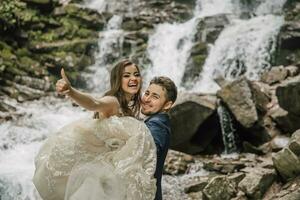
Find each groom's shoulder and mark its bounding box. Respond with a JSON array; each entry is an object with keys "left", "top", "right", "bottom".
[
  {"left": 147, "top": 113, "right": 169, "bottom": 123},
  {"left": 146, "top": 113, "right": 170, "bottom": 130}
]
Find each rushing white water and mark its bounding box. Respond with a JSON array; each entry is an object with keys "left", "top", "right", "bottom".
[
  {"left": 193, "top": 14, "right": 284, "bottom": 93},
  {"left": 195, "top": 0, "right": 242, "bottom": 16},
  {"left": 217, "top": 104, "right": 239, "bottom": 154},
  {"left": 144, "top": 0, "right": 243, "bottom": 88},
  {"left": 0, "top": 97, "right": 88, "bottom": 200},
  {"left": 145, "top": 19, "right": 197, "bottom": 88},
  {"left": 255, "top": 0, "right": 287, "bottom": 15},
  {"left": 83, "top": 15, "right": 124, "bottom": 93},
  {"left": 162, "top": 160, "right": 209, "bottom": 200},
  {"left": 83, "top": 0, "right": 140, "bottom": 16},
  {"left": 192, "top": 0, "right": 287, "bottom": 93}
]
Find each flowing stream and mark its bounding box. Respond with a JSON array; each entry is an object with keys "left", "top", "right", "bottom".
[{"left": 0, "top": 0, "right": 287, "bottom": 199}]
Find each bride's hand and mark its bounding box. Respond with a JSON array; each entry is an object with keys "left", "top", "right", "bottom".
[{"left": 56, "top": 68, "right": 72, "bottom": 95}]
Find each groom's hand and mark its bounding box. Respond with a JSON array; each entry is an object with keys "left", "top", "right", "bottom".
[{"left": 56, "top": 68, "right": 72, "bottom": 95}]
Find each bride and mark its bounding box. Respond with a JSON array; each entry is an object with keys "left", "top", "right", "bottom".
[{"left": 32, "top": 59, "right": 157, "bottom": 200}]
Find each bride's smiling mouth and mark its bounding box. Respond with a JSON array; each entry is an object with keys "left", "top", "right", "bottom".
[{"left": 128, "top": 82, "right": 138, "bottom": 88}]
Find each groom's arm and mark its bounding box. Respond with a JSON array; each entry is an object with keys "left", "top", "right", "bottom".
[{"left": 146, "top": 119, "right": 169, "bottom": 155}]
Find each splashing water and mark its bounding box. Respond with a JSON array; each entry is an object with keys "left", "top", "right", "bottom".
[
  {"left": 191, "top": 0, "right": 287, "bottom": 93},
  {"left": 144, "top": 0, "right": 242, "bottom": 89},
  {"left": 82, "top": 15, "right": 124, "bottom": 93},
  {"left": 217, "top": 103, "right": 239, "bottom": 154},
  {"left": 145, "top": 19, "right": 197, "bottom": 88},
  {"left": 192, "top": 14, "right": 284, "bottom": 93},
  {"left": 0, "top": 97, "right": 88, "bottom": 200}
]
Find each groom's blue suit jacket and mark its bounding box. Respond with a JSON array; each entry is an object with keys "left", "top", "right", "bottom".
[{"left": 145, "top": 113, "right": 171, "bottom": 200}]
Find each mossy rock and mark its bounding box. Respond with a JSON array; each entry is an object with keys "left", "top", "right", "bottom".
[
  {"left": 0, "top": 0, "right": 27, "bottom": 30},
  {"left": 5, "top": 64, "right": 27, "bottom": 76},
  {"left": 63, "top": 4, "right": 107, "bottom": 30},
  {"left": 0, "top": 48, "right": 16, "bottom": 61},
  {"left": 0, "top": 41, "right": 13, "bottom": 51},
  {"left": 191, "top": 42, "right": 208, "bottom": 56},
  {"left": 77, "top": 28, "right": 98, "bottom": 38},
  {"left": 15, "top": 48, "right": 31, "bottom": 57},
  {"left": 21, "top": 0, "right": 51, "bottom": 4},
  {"left": 192, "top": 54, "right": 207, "bottom": 67},
  {"left": 18, "top": 56, "right": 46, "bottom": 76},
  {"left": 28, "top": 38, "right": 98, "bottom": 53},
  {"left": 122, "top": 19, "right": 143, "bottom": 31}
]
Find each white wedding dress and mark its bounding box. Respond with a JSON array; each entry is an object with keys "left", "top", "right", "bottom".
[{"left": 33, "top": 116, "right": 157, "bottom": 200}]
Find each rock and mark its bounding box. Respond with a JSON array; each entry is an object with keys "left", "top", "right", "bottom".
[
  {"left": 184, "top": 176, "right": 210, "bottom": 193},
  {"left": 286, "top": 65, "right": 300, "bottom": 77},
  {"left": 63, "top": 3, "right": 109, "bottom": 30},
  {"left": 262, "top": 181, "right": 282, "bottom": 200},
  {"left": 277, "top": 1, "right": 300, "bottom": 66},
  {"left": 276, "top": 75, "right": 300, "bottom": 117},
  {"left": 21, "top": 0, "right": 51, "bottom": 5},
  {"left": 280, "top": 21, "right": 300, "bottom": 50},
  {"left": 217, "top": 77, "right": 258, "bottom": 128},
  {"left": 287, "top": 130, "right": 300, "bottom": 155},
  {"left": 202, "top": 176, "right": 236, "bottom": 200},
  {"left": 273, "top": 176, "right": 300, "bottom": 200},
  {"left": 269, "top": 105, "right": 300, "bottom": 134},
  {"left": 187, "top": 192, "right": 203, "bottom": 200},
  {"left": 28, "top": 38, "right": 98, "bottom": 53},
  {"left": 238, "top": 167, "right": 276, "bottom": 199},
  {"left": 169, "top": 93, "right": 218, "bottom": 154},
  {"left": 182, "top": 42, "right": 208, "bottom": 86},
  {"left": 164, "top": 150, "right": 194, "bottom": 175},
  {"left": 242, "top": 141, "right": 267, "bottom": 155},
  {"left": 203, "top": 159, "right": 246, "bottom": 174},
  {"left": 273, "top": 148, "right": 300, "bottom": 181},
  {"left": 260, "top": 66, "right": 288, "bottom": 85},
  {"left": 228, "top": 172, "right": 246, "bottom": 188},
  {"left": 248, "top": 81, "right": 271, "bottom": 114},
  {"left": 195, "top": 14, "right": 231, "bottom": 43}
]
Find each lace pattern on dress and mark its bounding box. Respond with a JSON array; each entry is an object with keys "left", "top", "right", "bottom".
[{"left": 33, "top": 116, "right": 157, "bottom": 200}]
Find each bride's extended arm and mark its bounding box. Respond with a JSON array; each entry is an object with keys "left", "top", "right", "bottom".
[{"left": 56, "top": 68, "right": 120, "bottom": 116}]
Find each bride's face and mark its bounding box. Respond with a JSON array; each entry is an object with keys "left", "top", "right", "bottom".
[{"left": 121, "top": 64, "right": 141, "bottom": 99}]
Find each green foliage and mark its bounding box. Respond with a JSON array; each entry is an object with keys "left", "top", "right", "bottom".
[{"left": 0, "top": 0, "right": 27, "bottom": 30}]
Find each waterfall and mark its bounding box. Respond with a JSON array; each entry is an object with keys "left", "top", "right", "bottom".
[
  {"left": 82, "top": 15, "right": 124, "bottom": 93},
  {"left": 144, "top": 0, "right": 242, "bottom": 88},
  {"left": 192, "top": 0, "right": 287, "bottom": 93},
  {"left": 217, "top": 103, "right": 239, "bottom": 154},
  {"left": 145, "top": 19, "right": 197, "bottom": 88}
]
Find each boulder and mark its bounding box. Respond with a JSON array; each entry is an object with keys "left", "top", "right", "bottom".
[
  {"left": 238, "top": 167, "right": 276, "bottom": 199},
  {"left": 203, "top": 176, "right": 236, "bottom": 200},
  {"left": 276, "top": 75, "right": 300, "bottom": 117},
  {"left": 272, "top": 176, "right": 300, "bottom": 200},
  {"left": 217, "top": 77, "right": 258, "bottom": 128},
  {"left": 169, "top": 93, "right": 218, "bottom": 154},
  {"left": 273, "top": 143, "right": 300, "bottom": 181},
  {"left": 260, "top": 66, "right": 288, "bottom": 85}
]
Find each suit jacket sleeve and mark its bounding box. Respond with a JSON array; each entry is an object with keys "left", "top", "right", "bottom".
[{"left": 146, "top": 119, "right": 169, "bottom": 155}]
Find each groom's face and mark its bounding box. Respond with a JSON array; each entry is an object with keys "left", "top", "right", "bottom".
[{"left": 141, "top": 84, "right": 172, "bottom": 116}]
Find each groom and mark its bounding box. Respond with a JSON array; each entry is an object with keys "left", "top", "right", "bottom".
[{"left": 141, "top": 76, "right": 177, "bottom": 200}]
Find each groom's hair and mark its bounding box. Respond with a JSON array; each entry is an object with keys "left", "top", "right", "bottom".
[{"left": 150, "top": 76, "right": 177, "bottom": 103}]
